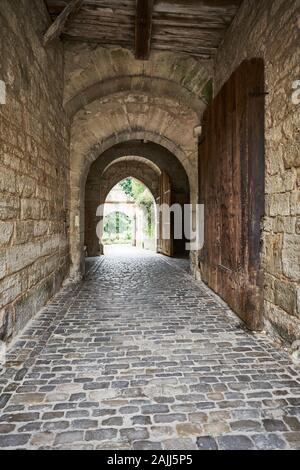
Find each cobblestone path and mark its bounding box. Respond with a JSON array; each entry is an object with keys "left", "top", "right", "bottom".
[{"left": 0, "top": 249, "right": 299, "bottom": 450}]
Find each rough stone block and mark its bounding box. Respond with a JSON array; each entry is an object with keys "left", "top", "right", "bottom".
[
  {"left": 0, "top": 196, "right": 20, "bottom": 220},
  {"left": 0, "top": 166, "right": 16, "bottom": 193},
  {"left": 0, "top": 274, "right": 21, "bottom": 309},
  {"left": 290, "top": 190, "right": 300, "bottom": 216},
  {"left": 282, "top": 235, "right": 300, "bottom": 281},
  {"left": 268, "top": 193, "right": 290, "bottom": 217},
  {"left": 274, "top": 280, "right": 297, "bottom": 316},
  {"left": 0, "top": 304, "right": 14, "bottom": 341},
  {"left": 263, "top": 233, "right": 283, "bottom": 276},
  {"left": 14, "top": 221, "right": 34, "bottom": 245},
  {"left": 20, "top": 199, "right": 40, "bottom": 220},
  {"left": 6, "top": 242, "right": 41, "bottom": 273},
  {"left": 0, "top": 222, "right": 14, "bottom": 246}
]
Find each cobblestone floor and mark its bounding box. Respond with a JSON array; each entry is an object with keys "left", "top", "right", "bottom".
[{"left": 0, "top": 247, "right": 299, "bottom": 450}]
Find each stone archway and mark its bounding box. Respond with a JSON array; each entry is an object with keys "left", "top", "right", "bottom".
[
  {"left": 66, "top": 50, "right": 203, "bottom": 280},
  {"left": 63, "top": 44, "right": 212, "bottom": 116},
  {"left": 84, "top": 144, "right": 190, "bottom": 260},
  {"left": 70, "top": 131, "right": 192, "bottom": 280},
  {"left": 100, "top": 158, "right": 160, "bottom": 202},
  {"left": 65, "top": 75, "right": 206, "bottom": 119},
  {"left": 85, "top": 157, "right": 160, "bottom": 256}
]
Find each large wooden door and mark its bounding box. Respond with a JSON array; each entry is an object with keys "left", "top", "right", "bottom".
[
  {"left": 157, "top": 170, "right": 173, "bottom": 256},
  {"left": 199, "top": 59, "right": 265, "bottom": 330}
]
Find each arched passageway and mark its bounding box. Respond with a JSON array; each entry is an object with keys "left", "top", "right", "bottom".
[
  {"left": 84, "top": 143, "right": 190, "bottom": 260},
  {"left": 67, "top": 59, "right": 201, "bottom": 281},
  {"left": 100, "top": 177, "right": 157, "bottom": 253},
  {"left": 70, "top": 126, "right": 196, "bottom": 281}
]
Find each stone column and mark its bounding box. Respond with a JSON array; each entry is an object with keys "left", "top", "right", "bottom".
[{"left": 85, "top": 179, "right": 101, "bottom": 257}]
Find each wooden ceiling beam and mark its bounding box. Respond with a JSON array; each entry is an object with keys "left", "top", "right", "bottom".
[
  {"left": 43, "top": 0, "right": 84, "bottom": 46},
  {"left": 135, "top": 0, "right": 154, "bottom": 60}
]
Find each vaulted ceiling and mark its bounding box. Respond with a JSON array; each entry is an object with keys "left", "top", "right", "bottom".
[{"left": 44, "top": 0, "right": 243, "bottom": 59}]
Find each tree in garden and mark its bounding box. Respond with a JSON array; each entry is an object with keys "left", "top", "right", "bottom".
[{"left": 119, "top": 178, "right": 155, "bottom": 236}]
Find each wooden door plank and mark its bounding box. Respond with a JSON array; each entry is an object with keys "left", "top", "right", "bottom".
[{"left": 198, "top": 59, "right": 265, "bottom": 331}]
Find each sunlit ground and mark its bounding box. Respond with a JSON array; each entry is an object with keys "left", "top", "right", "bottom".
[{"left": 103, "top": 244, "right": 155, "bottom": 258}]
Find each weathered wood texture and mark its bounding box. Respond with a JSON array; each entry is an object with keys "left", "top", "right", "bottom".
[
  {"left": 45, "top": 0, "right": 242, "bottom": 57},
  {"left": 44, "top": 0, "right": 84, "bottom": 46},
  {"left": 198, "top": 59, "right": 265, "bottom": 331},
  {"left": 157, "top": 170, "right": 173, "bottom": 257}
]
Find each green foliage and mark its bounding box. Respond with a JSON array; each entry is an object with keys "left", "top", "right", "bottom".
[
  {"left": 118, "top": 178, "right": 155, "bottom": 238},
  {"left": 131, "top": 180, "right": 155, "bottom": 237},
  {"left": 119, "top": 178, "right": 151, "bottom": 205},
  {"left": 119, "top": 178, "right": 134, "bottom": 198},
  {"left": 131, "top": 179, "right": 146, "bottom": 199},
  {"left": 103, "top": 211, "right": 132, "bottom": 244}
]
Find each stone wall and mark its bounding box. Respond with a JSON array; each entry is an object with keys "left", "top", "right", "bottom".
[
  {"left": 0, "top": 0, "right": 70, "bottom": 341},
  {"left": 213, "top": 0, "right": 300, "bottom": 342}
]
